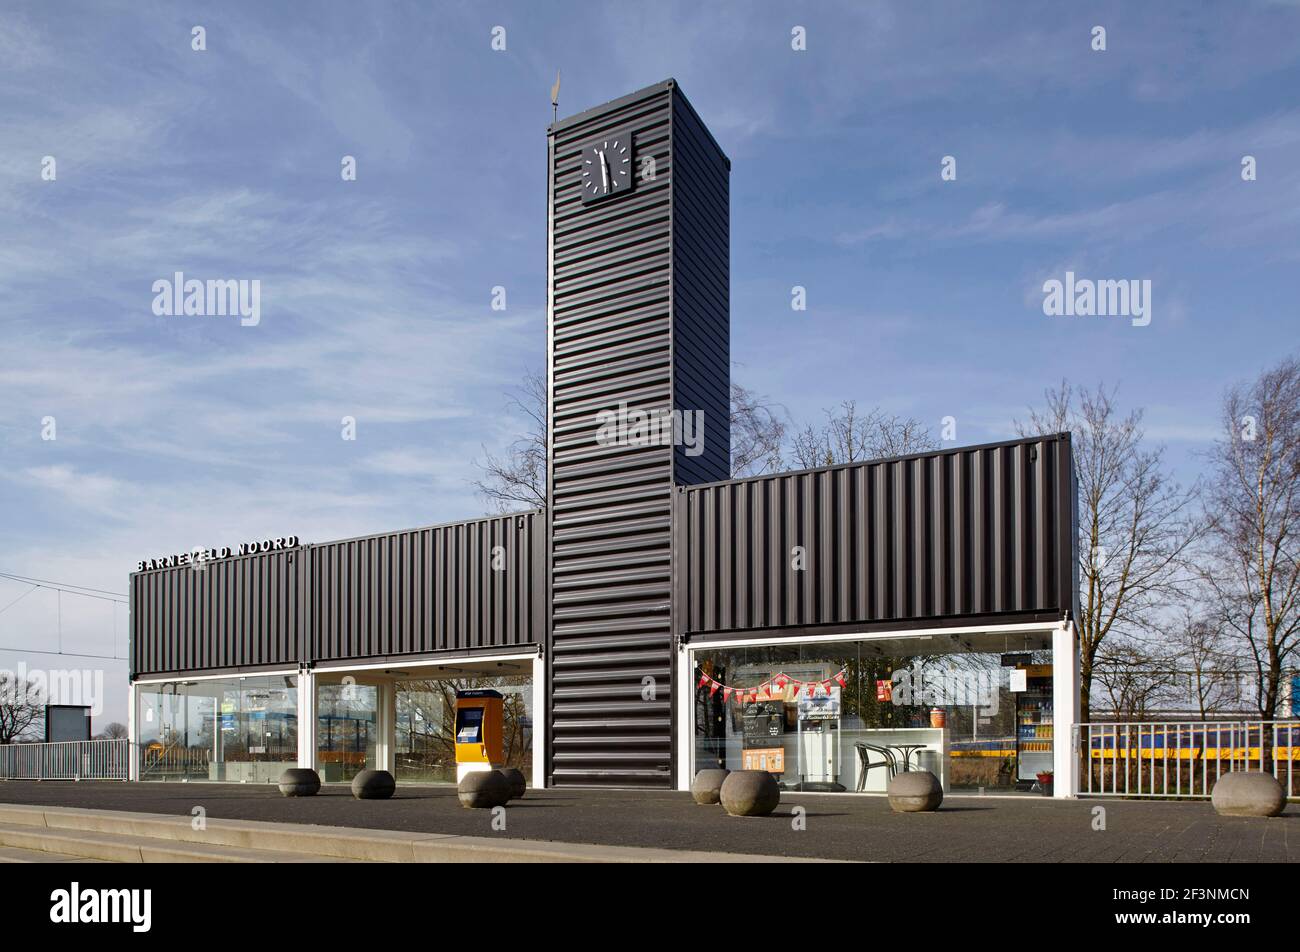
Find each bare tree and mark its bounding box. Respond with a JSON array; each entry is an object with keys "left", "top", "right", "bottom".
[
  {"left": 97, "top": 721, "right": 129, "bottom": 740},
  {"left": 1200, "top": 355, "right": 1300, "bottom": 718},
  {"left": 398, "top": 677, "right": 530, "bottom": 773},
  {"left": 1091, "top": 615, "right": 1246, "bottom": 719},
  {"left": 0, "top": 672, "right": 44, "bottom": 744},
  {"left": 790, "top": 401, "right": 936, "bottom": 469},
  {"left": 473, "top": 368, "right": 548, "bottom": 512},
  {"left": 475, "top": 369, "right": 791, "bottom": 507},
  {"left": 1018, "top": 381, "right": 1201, "bottom": 723},
  {"left": 1093, "top": 641, "right": 1180, "bottom": 720},
  {"left": 1160, "top": 609, "right": 1240, "bottom": 719},
  {"left": 730, "top": 382, "right": 786, "bottom": 477}
]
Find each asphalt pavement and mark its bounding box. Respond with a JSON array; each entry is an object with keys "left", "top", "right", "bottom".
[{"left": 0, "top": 781, "right": 1293, "bottom": 862}]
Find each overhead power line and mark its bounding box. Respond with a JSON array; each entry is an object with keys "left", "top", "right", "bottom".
[
  {"left": 0, "top": 571, "right": 127, "bottom": 598},
  {"left": 0, "top": 572, "right": 127, "bottom": 604},
  {"left": 0, "top": 585, "right": 39, "bottom": 617},
  {"left": 0, "top": 645, "right": 127, "bottom": 662},
  {"left": 0, "top": 571, "right": 129, "bottom": 660}
]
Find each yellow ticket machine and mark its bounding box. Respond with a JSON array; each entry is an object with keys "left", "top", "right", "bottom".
[{"left": 454, "top": 689, "right": 504, "bottom": 782}]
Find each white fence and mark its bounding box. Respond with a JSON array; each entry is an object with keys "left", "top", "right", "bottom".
[
  {"left": 1077, "top": 721, "right": 1300, "bottom": 798},
  {"left": 0, "top": 739, "right": 130, "bottom": 780}
]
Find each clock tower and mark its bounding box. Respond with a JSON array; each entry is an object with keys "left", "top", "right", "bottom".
[{"left": 545, "top": 80, "right": 730, "bottom": 787}]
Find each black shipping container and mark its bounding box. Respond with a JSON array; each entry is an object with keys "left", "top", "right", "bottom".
[
  {"left": 676, "top": 434, "right": 1077, "bottom": 640},
  {"left": 130, "top": 512, "right": 545, "bottom": 678}
]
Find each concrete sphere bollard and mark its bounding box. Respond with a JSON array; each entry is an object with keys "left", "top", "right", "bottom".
[
  {"left": 887, "top": 770, "right": 943, "bottom": 812},
  {"left": 350, "top": 768, "right": 396, "bottom": 800},
  {"left": 719, "top": 770, "right": 780, "bottom": 817},
  {"left": 458, "top": 769, "right": 511, "bottom": 809},
  {"left": 1211, "top": 771, "right": 1286, "bottom": 817},
  {"left": 500, "top": 767, "right": 527, "bottom": 800},
  {"left": 278, "top": 768, "right": 322, "bottom": 798},
  {"left": 691, "top": 768, "right": 730, "bottom": 805}
]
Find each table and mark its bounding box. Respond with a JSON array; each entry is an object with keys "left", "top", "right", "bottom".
[
  {"left": 841, "top": 727, "right": 950, "bottom": 792},
  {"left": 888, "top": 743, "right": 929, "bottom": 772}
]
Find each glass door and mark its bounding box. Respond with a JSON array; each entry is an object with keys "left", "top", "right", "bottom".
[{"left": 316, "top": 681, "right": 377, "bottom": 782}]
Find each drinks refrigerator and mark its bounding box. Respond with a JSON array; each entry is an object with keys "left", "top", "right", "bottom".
[{"left": 1015, "top": 665, "right": 1054, "bottom": 783}]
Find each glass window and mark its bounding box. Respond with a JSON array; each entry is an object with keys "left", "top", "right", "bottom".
[
  {"left": 693, "top": 635, "right": 1050, "bottom": 794},
  {"left": 394, "top": 675, "right": 532, "bottom": 784},
  {"left": 136, "top": 675, "right": 298, "bottom": 782}
]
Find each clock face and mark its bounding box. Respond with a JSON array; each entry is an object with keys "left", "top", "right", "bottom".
[{"left": 580, "top": 131, "right": 633, "bottom": 204}]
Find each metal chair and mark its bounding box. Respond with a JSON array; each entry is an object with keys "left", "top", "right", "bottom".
[{"left": 855, "top": 742, "right": 898, "bottom": 791}]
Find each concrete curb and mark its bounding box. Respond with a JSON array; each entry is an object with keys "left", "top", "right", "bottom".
[{"left": 0, "top": 802, "right": 848, "bottom": 863}]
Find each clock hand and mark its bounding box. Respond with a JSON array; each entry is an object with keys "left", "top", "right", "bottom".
[{"left": 599, "top": 150, "right": 609, "bottom": 191}]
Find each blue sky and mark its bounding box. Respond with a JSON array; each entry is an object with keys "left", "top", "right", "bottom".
[{"left": 2, "top": 2, "right": 1299, "bottom": 725}]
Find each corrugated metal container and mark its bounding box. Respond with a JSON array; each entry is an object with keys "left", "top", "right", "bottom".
[
  {"left": 676, "top": 435, "right": 1077, "bottom": 638},
  {"left": 546, "top": 80, "right": 730, "bottom": 787},
  {"left": 131, "top": 512, "right": 545, "bottom": 678},
  {"left": 131, "top": 547, "right": 302, "bottom": 677},
  {"left": 308, "top": 512, "right": 545, "bottom": 663},
  {"left": 671, "top": 90, "right": 731, "bottom": 486}
]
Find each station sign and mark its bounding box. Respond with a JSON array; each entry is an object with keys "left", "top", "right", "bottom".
[{"left": 135, "top": 536, "right": 300, "bottom": 572}]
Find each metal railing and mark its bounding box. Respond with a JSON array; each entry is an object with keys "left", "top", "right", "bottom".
[
  {"left": 1077, "top": 721, "right": 1300, "bottom": 798},
  {"left": 137, "top": 743, "right": 210, "bottom": 781},
  {"left": 0, "top": 739, "right": 130, "bottom": 781}
]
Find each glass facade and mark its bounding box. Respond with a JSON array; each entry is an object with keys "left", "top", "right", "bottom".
[
  {"left": 136, "top": 667, "right": 534, "bottom": 784},
  {"left": 395, "top": 674, "right": 532, "bottom": 784},
  {"left": 692, "top": 634, "right": 1052, "bottom": 793},
  {"left": 136, "top": 675, "right": 298, "bottom": 782},
  {"left": 315, "top": 682, "right": 377, "bottom": 782}
]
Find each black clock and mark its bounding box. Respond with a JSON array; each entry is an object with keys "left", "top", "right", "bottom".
[{"left": 579, "top": 130, "right": 633, "bottom": 203}]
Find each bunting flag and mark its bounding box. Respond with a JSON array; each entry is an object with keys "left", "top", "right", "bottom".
[{"left": 695, "top": 666, "right": 849, "bottom": 703}]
